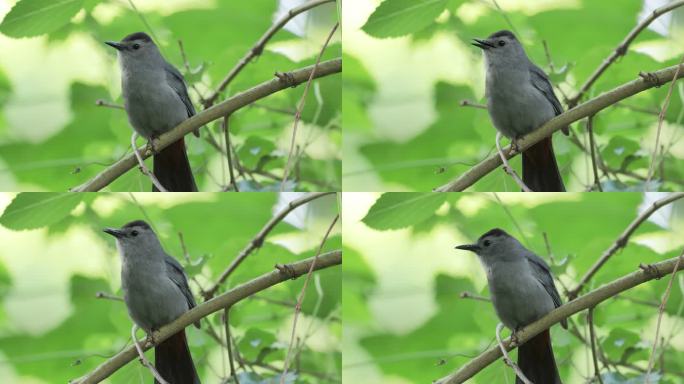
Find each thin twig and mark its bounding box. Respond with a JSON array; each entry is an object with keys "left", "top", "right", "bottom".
[
  {"left": 131, "top": 325, "right": 169, "bottom": 384},
  {"left": 131, "top": 132, "right": 168, "bottom": 192},
  {"left": 587, "top": 307, "right": 604, "bottom": 384},
  {"left": 459, "top": 291, "right": 491, "bottom": 302},
  {"left": 281, "top": 22, "right": 339, "bottom": 190},
  {"left": 203, "top": 0, "right": 335, "bottom": 107},
  {"left": 567, "top": 192, "right": 684, "bottom": 300},
  {"left": 645, "top": 249, "right": 684, "bottom": 382},
  {"left": 495, "top": 323, "right": 531, "bottom": 384},
  {"left": 223, "top": 308, "right": 239, "bottom": 384},
  {"left": 647, "top": 54, "right": 684, "bottom": 184},
  {"left": 203, "top": 192, "right": 335, "bottom": 299},
  {"left": 95, "top": 291, "right": 123, "bottom": 301},
  {"left": 95, "top": 99, "right": 124, "bottom": 109},
  {"left": 177, "top": 39, "right": 206, "bottom": 103},
  {"left": 586, "top": 115, "right": 603, "bottom": 191},
  {"left": 495, "top": 132, "right": 531, "bottom": 192},
  {"left": 222, "top": 115, "right": 239, "bottom": 191},
  {"left": 281, "top": 214, "right": 339, "bottom": 383},
  {"left": 567, "top": 0, "right": 684, "bottom": 107},
  {"left": 459, "top": 99, "right": 487, "bottom": 109}
]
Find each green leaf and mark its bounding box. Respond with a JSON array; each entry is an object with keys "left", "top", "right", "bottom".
[
  {"left": 0, "top": 192, "right": 83, "bottom": 230},
  {"left": 361, "top": 0, "right": 449, "bottom": 38},
  {"left": 362, "top": 193, "right": 448, "bottom": 230},
  {"left": 237, "top": 328, "right": 277, "bottom": 361},
  {"left": 602, "top": 136, "right": 641, "bottom": 169},
  {"left": 0, "top": 0, "right": 85, "bottom": 38},
  {"left": 237, "top": 136, "right": 277, "bottom": 170}
]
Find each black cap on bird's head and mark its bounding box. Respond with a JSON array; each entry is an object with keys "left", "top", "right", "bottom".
[
  {"left": 105, "top": 32, "right": 155, "bottom": 52},
  {"left": 103, "top": 220, "right": 154, "bottom": 240},
  {"left": 472, "top": 30, "right": 517, "bottom": 50},
  {"left": 454, "top": 228, "right": 512, "bottom": 254}
]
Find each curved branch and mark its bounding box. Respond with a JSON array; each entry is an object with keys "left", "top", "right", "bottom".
[
  {"left": 434, "top": 63, "right": 684, "bottom": 192},
  {"left": 70, "top": 250, "right": 342, "bottom": 384},
  {"left": 434, "top": 253, "right": 684, "bottom": 384},
  {"left": 567, "top": 192, "right": 684, "bottom": 299},
  {"left": 202, "top": 0, "right": 336, "bottom": 107},
  {"left": 70, "top": 58, "right": 342, "bottom": 192},
  {"left": 567, "top": 0, "right": 684, "bottom": 107},
  {"left": 203, "top": 191, "right": 336, "bottom": 299}
]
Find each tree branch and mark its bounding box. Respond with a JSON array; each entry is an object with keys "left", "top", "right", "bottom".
[
  {"left": 202, "top": 0, "right": 336, "bottom": 107},
  {"left": 203, "top": 192, "right": 336, "bottom": 299},
  {"left": 70, "top": 250, "right": 342, "bottom": 384},
  {"left": 434, "top": 63, "right": 684, "bottom": 192},
  {"left": 566, "top": 0, "right": 684, "bottom": 107},
  {"left": 434, "top": 254, "right": 684, "bottom": 384},
  {"left": 70, "top": 59, "right": 341, "bottom": 192},
  {"left": 567, "top": 192, "right": 684, "bottom": 299}
]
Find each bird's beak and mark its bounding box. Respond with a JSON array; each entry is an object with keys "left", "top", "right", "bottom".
[
  {"left": 455, "top": 243, "right": 480, "bottom": 252},
  {"left": 472, "top": 38, "right": 495, "bottom": 50},
  {"left": 105, "top": 41, "right": 125, "bottom": 51},
  {"left": 103, "top": 227, "right": 124, "bottom": 238}
]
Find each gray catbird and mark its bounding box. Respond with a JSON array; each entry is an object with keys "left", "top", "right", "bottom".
[
  {"left": 106, "top": 32, "right": 198, "bottom": 192},
  {"left": 104, "top": 220, "right": 201, "bottom": 384},
  {"left": 455, "top": 228, "right": 566, "bottom": 384},
  {"left": 473, "top": 30, "right": 567, "bottom": 192}
]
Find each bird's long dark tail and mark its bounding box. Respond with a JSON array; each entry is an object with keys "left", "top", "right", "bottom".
[
  {"left": 517, "top": 329, "right": 562, "bottom": 384},
  {"left": 155, "top": 330, "right": 201, "bottom": 384},
  {"left": 522, "top": 136, "right": 565, "bottom": 192},
  {"left": 152, "top": 138, "right": 198, "bottom": 192}
]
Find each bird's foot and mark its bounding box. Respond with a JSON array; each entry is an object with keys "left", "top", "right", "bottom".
[
  {"left": 145, "top": 330, "right": 162, "bottom": 347},
  {"left": 510, "top": 328, "right": 522, "bottom": 346},
  {"left": 507, "top": 139, "right": 522, "bottom": 156},
  {"left": 145, "top": 137, "right": 162, "bottom": 155}
]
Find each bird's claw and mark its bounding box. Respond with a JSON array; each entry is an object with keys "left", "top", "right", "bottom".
[
  {"left": 145, "top": 330, "right": 161, "bottom": 347},
  {"left": 146, "top": 137, "right": 162, "bottom": 155}
]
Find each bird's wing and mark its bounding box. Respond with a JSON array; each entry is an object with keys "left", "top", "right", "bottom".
[
  {"left": 164, "top": 254, "right": 201, "bottom": 328},
  {"left": 164, "top": 61, "right": 196, "bottom": 118},
  {"left": 529, "top": 64, "right": 563, "bottom": 116},
  {"left": 525, "top": 251, "right": 567, "bottom": 328}
]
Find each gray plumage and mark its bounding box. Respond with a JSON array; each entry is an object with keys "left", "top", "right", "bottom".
[
  {"left": 103, "top": 220, "right": 198, "bottom": 331},
  {"left": 473, "top": 30, "right": 566, "bottom": 138},
  {"left": 105, "top": 32, "right": 199, "bottom": 191},
  {"left": 455, "top": 228, "right": 566, "bottom": 330},
  {"left": 104, "top": 219, "right": 201, "bottom": 383},
  {"left": 472, "top": 30, "right": 567, "bottom": 191},
  {"left": 106, "top": 32, "right": 194, "bottom": 138}
]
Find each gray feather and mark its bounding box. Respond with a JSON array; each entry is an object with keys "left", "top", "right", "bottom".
[
  {"left": 524, "top": 251, "right": 567, "bottom": 328},
  {"left": 164, "top": 254, "right": 200, "bottom": 328}
]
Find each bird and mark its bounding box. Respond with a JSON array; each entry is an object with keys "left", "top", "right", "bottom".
[
  {"left": 455, "top": 228, "right": 566, "bottom": 383},
  {"left": 472, "top": 30, "right": 567, "bottom": 191},
  {"left": 106, "top": 32, "right": 198, "bottom": 192}
]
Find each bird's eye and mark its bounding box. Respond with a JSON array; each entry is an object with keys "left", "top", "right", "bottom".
[
  {"left": 498, "top": 40, "right": 506, "bottom": 47},
  {"left": 132, "top": 43, "right": 140, "bottom": 50},
  {"left": 130, "top": 230, "right": 139, "bottom": 237},
  {"left": 483, "top": 240, "right": 491, "bottom": 247}
]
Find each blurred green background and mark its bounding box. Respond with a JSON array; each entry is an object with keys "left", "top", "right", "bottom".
[
  {"left": 0, "top": 192, "right": 341, "bottom": 383},
  {"left": 342, "top": 0, "right": 684, "bottom": 192},
  {"left": 0, "top": 0, "right": 341, "bottom": 192},
  {"left": 342, "top": 192, "right": 684, "bottom": 383}
]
